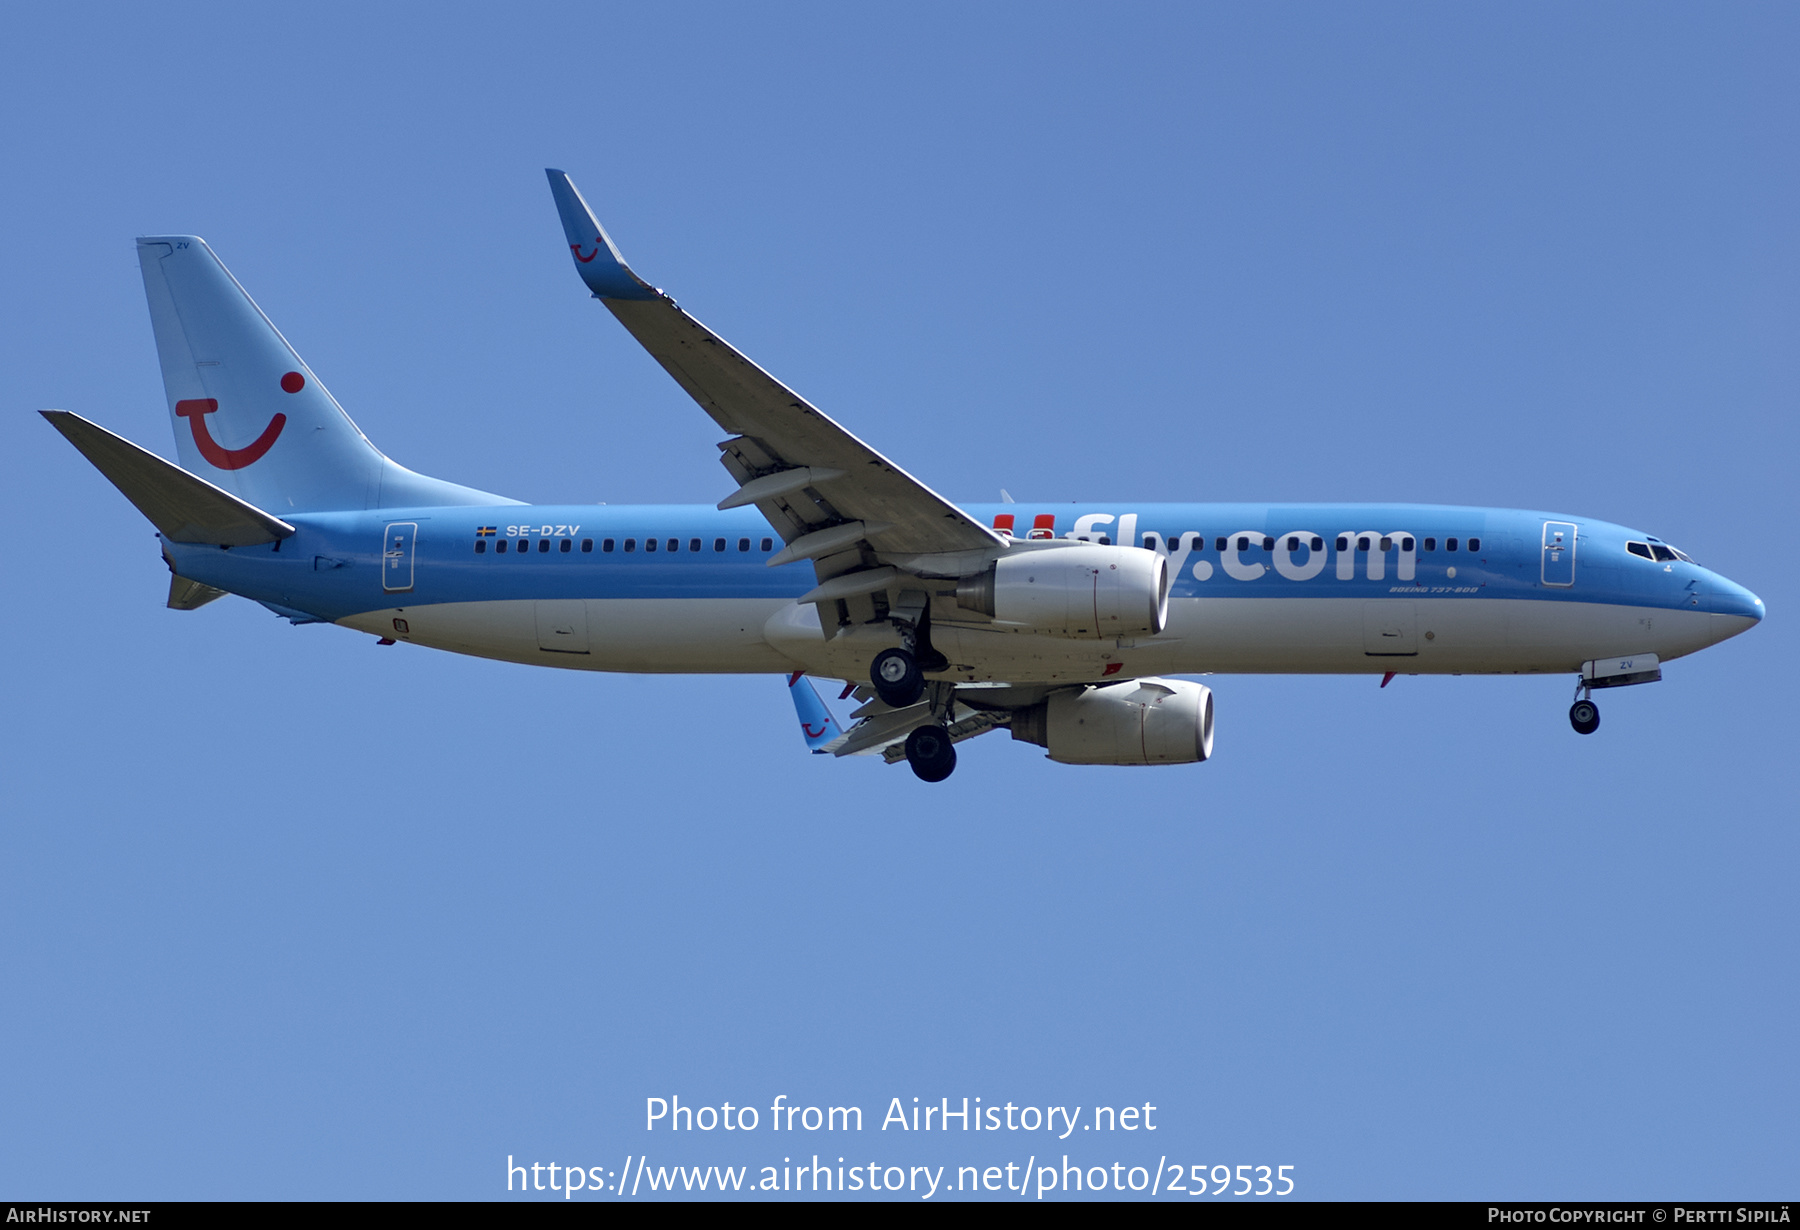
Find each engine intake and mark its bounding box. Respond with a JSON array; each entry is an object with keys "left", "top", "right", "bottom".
[
  {"left": 955, "top": 545, "right": 1168, "bottom": 638},
  {"left": 1011, "top": 678, "right": 1214, "bottom": 766}
]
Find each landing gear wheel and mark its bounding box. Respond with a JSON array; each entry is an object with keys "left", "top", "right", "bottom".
[
  {"left": 871, "top": 647, "right": 924, "bottom": 708},
  {"left": 1569, "top": 699, "right": 1600, "bottom": 735},
  {"left": 904, "top": 724, "right": 957, "bottom": 782}
]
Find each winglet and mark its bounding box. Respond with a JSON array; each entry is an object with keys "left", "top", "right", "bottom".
[
  {"left": 787, "top": 672, "right": 845, "bottom": 755},
  {"left": 544, "top": 169, "right": 659, "bottom": 301}
]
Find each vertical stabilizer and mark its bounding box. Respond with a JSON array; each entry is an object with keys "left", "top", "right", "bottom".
[{"left": 137, "top": 237, "right": 515, "bottom": 512}]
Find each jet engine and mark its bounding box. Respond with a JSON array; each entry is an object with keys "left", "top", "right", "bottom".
[
  {"left": 955, "top": 545, "right": 1168, "bottom": 638},
  {"left": 1010, "top": 678, "right": 1214, "bottom": 766}
]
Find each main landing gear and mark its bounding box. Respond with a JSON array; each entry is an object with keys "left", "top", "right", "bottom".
[
  {"left": 870, "top": 597, "right": 957, "bottom": 780},
  {"left": 1569, "top": 681, "right": 1600, "bottom": 736},
  {"left": 904, "top": 723, "right": 957, "bottom": 783},
  {"left": 872, "top": 648, "right": 957, "bottom": 780},
  {"left": 871, "top": 647, "right": 924, "bottom": 708}
]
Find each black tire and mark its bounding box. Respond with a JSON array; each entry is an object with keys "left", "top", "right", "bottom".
[
  {"left": 871, "top": 647, "right": 924, "bottom": 707},
  {"left": 1570, "top": 699, "right": 1600, "bottom": 735},
  {"left": 904, "top": 724, "right": 957, "bottom": 782}
]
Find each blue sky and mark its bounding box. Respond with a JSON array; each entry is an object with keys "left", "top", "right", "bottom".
[{"left": 1, "top": 1, "right": 1794, "bottom": 1200}]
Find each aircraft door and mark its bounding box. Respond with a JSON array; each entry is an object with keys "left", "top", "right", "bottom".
[
  {"left": 1542, "top": 521, "right": 1577, "bottom": 587},
  {"left": 535, "top": 600, "right": 590, "bottom": 654},
  {"left": 1363, "top": 601, "right": 1417, "bottom": 655},
  {"left": 382, "top": 521, "right": 417, "bottom": 593}
]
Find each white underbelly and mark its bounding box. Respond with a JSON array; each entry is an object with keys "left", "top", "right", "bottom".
[
  {"left": 770, "top": 597, "right": 1721, "bottom": 682},
  {"left": 340, "top": 598, "right": 799, "bottom": 672},
  {"left": 340, "top": 595, "right": 1721, "bottom": 681},
  {"left": 1163, "top": 597, "right": 1716, "bottom": 674}
]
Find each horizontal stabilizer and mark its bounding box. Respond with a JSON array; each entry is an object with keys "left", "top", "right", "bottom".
[
  {"left": 41, "top": 410, "right": 295, "bottom": 546},
  {"left": 167, "top": 574, "right": 227, "bottom": 610}
]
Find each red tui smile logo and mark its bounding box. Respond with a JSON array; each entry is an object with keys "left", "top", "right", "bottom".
[
  {"left": 571, "top": 241, "right": 601, "bottom": 263},
  {"left": 173, "top": 371, "right": 301, "bottom": 469},
  {"left": 175, "top": 399, "right": 285, "bottom": 469}
]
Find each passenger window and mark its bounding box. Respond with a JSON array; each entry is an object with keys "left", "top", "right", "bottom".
[
  {"left": 581, "top": 539, "right": 593, "bottom": 552},
  {"left": 1446, "top": 538, "right": 1459, "bottom": 552},
  {"left": 1627, "top": 541, "right": 1653, "bottom": 559},
  {"left": 496, "top": 540, "right": 508, "bottom": 553},
  {"left": 1380, "top": 537, "right": 1392, "bottom": 552},
  {"left": 1468, "top": 537, "right": 1481, "bottom": 552},
  {"left": 1401, "top": 536, "right": 1414, "bottom": 551},
  {"left": 738, "top": 538, "right": 750, "bottom": 552},
  {"left": 1650, "top": 544, "right": 1677, "bottom": 562},
  {"left": 1335, "top": 536, "right": 1348, "bottom": 552},
  {"left": 689, "top": 538, "right": 702, "bottom": 553},
  {"left": 714, "top": 538, "right": 726, "bottom": 552},
  {"left": 538, "top": 539, "right": 550, "bottom": 553},
  {"left": 1216, "top": 537, "right": 1228, "bottom": 552},
  {"left": 667, "top": 538, "right": 679, "bottom": 552},
  {"left": 1286, "top": 536, "right": 1299, "bottom": 551},
  {"left": 1097, "top": 535, "right": 1111, "bottom": 545},
  {"left": 1262, "top": 536, "right": 1274, "bottom": 551},
  {"left": 625, "top": 538, "right": 637, "bottom": 552},
  {"left": 1310, "top": 536, "right": 1323, "bottom": 551},
  {"left": 761, "top": 537, "right": 773, "bottom": 551},
  {"left": 1191, "top": 536, "right": 1204, "bottom": 550},
  {"left": 1358, "top": 536, "right": 1372, "bottom": 551},
  {"left": 1144, "top": 534, "right": 1160, "bottom": 550},
  {"left": 1236, "top": 536, "right": 1249, "bottom": 552},
  {"left": 1423, "top": 537, "right": 1436, "bottom": 552},
  {"left": 474, "top": 541, "right": 486, "bottom": 554},
  {"left": 645, "top": 538, "right": 657, "bottom": 552},
  {"left": 603, "top": 538, "right": 615, "bottom": 552},
  {"left": 559, "top": 539, "right": 572, "bottom": 553}
]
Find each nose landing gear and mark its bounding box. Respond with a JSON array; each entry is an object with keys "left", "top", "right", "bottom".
[{"left": 1569, "top": 681, "right": 1600, "bottom": 735}]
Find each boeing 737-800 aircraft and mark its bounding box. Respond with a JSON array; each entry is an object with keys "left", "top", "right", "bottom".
[{"left": 42, "top": 170, "right": 1764, "bottom": 781}]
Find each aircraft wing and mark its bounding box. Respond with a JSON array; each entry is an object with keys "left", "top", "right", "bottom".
[{"left": 546, "top": 170, "right": 1003, "bottom": 579}]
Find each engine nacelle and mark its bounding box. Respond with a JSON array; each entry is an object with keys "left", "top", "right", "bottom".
[
  {"left": 1011, "top": 678, "right": 1214, "bottom": 766},
  {"left": 956, "top": 545, "right": 1168, "bottom": 638}
]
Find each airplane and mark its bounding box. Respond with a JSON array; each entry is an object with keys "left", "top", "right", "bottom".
[{"left": 40, "top": 169, "right": 1765, "bottom": 782}]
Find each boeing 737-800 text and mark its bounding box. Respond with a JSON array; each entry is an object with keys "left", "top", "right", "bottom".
[{"left": 41, "top": 170, "right": 1764, "bottom": 781}]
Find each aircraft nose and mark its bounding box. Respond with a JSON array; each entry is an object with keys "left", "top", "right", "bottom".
[{"left": 1710, "top": 573, "right": 1764, "bottom": 626}]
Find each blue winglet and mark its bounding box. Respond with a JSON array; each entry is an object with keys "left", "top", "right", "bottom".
[
  {"left": 545, "top": 169, "right": 660, "bottom": 301},
  {"left": 787, "top": 672, "right": 845, "bottom": 755}
]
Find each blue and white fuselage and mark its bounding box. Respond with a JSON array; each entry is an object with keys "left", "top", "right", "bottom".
[{"left": 165, "top": 500, "right": 1761, "bottom": 682}]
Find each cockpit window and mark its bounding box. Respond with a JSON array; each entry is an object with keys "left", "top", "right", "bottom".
[
  {"left": 1627, "top": 541, "right": 1653, "bottom": 560},
  {"left": 1650, "top": 544, "right": 1678, "bottom": 562}
]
